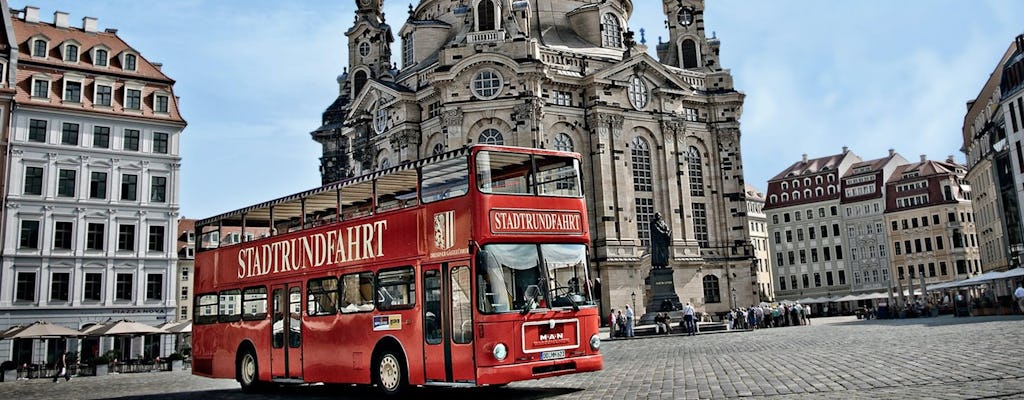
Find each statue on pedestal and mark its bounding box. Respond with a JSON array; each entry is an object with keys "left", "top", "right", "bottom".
[{"left": 650, "top": 212, "right": 671, "bottom": 268}]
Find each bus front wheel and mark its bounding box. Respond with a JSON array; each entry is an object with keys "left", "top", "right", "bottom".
[
  {"left": 237, "top": 348, "right": 263, "bottom": 393},
  {"left": 374, "top": 350, "right": 405, "bottom": 396}
]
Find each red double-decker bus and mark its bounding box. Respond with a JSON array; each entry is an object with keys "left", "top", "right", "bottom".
[{"left": 191, "top": 145, "right": 602, "bottom": 395}]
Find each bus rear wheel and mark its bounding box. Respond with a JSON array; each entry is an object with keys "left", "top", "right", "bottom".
[
  {"left": 374, "top": 350, "right": 405, "bottom": 396},
  {"left": 237, "top": 348, "right": 263, "bottom": 393}
]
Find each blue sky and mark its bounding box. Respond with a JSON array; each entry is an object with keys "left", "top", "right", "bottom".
[{"left": 15, "top": 1, "right": 1024, "bottom": 218}]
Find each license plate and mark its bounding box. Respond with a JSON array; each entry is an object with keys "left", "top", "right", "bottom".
[{"left": 540, "top": 350, "right": 565, "bottom": 360}]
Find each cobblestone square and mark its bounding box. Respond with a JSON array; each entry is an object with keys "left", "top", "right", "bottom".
[{"left": 3, "top": 315, "right": 1022, "bottom": 399}]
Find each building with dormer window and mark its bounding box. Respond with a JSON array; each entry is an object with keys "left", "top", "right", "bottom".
[
  {"left": 0, "top": 4, "right": 186, "bottom": 365},
  {"left": 311, "top": 0, "right": 757, "bottom": 317}
]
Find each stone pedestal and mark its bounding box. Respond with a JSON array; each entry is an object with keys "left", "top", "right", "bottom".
[{"left": 649, "top": 268, "right": 681, "bottom": 311}]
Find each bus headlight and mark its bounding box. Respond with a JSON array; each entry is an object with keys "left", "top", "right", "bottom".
[
  {"left": 493, "top": 343, "right": 508, "bottom": 361},
  {"left": 590, "top": 334, "right": 601, "bottom": 351}
]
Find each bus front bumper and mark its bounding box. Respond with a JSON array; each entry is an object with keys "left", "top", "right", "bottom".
[{"left": 475, "top": 354, "right": 603, "bottom": 385}]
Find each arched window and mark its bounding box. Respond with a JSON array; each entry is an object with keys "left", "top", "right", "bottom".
[
  {"left": 353, "top": 70, "right": 367, "bottom": 97},
  {"left": 781, "top": 182, "right": 788, "bottom": 190},
  {"left": 478, "top": 128, "right": 503, "bottom": 145},
  {"left": 815, "top": 176, "right": 823, "bottom": 184},
  {"left": 379, "top": 158, "right": 391, "bottom": 169},
  {"left": 601, "top": 13, "right": 622, "bottom": 48},
  {"left": 477, "top": 0, "right": 497, "bottom": 31},
  {"left": 804, "top": 178, "right": 811, "bottom": 187},
  {"left": 65, "top": 44, "right": 78, "bottom": 62},
  {"left": 793, "top": 191, "right": 800, "bottom": 200},
  {"left": 432, "top": 143, "right": 445, "bottom": 155},
  {"left": 781, "top": 193, "right": 789, "bottom": 201},
  {"left": 32, "top": 39, "right": 46, "bottom": 57},
  {"left": 827, "top": 174, "right": 835, "bottom": 182},
  {"left": 804, "top": 189, "right": 812, "bottom": 198},
  {"left": 554, "top": 133, "right": 573, "bottom": 152},
  {"left": 793, "top": 180, "right": 800, "bottom": 188},
  {"left": 632, "top": 137, "right": 652, "bottom": 193},
  {"left": 769, "top": 194, "right": 777, "bottom": 203},
  {"left": 627, "top": 76, "right": 649, "bottom": 110},
  {"left": 687, "top": 146, "right": 704, "bottom": 196},
  {"left": 702, "top": 275, "right": 721, "bottom": 303},
  {"left": 681, "top": 39, "right": 698, "bottom": 68},
  {"left": 815, "top": 187, "right": 824, "bottom": 196},
  {"left": 632, "top": 137, "right": 654, "bottom": 246},
  {"left": 827, "top": 186, "right": 836, "bottom": 195}
]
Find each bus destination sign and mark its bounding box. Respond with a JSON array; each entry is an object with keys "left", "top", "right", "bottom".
[{"left": 490, "top": 209, "right": 583, "bottom": 235}]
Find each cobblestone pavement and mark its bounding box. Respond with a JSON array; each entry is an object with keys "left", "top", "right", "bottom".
[{"left": 3, "top": 315, "right": 1023, "bottom": 399}]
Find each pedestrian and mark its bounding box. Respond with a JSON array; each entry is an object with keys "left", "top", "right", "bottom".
[
  {"left": 52, "top": 350, "right": 71, "bottom": 382},
  {"left": 1014, "top": 282, "right": 1024, "bottom": 313},
  {"left": 616, "top": 310, "right": 626, "bottom": 337},
  {"left": 624, "top": 305, "right": 635, "bottom": 337},
  {"left": 608, "top": 309, "right": 617, "bottom": 338},
  {"left": 682, "top": 302, "right": 696, "bottom": 336},
  {"left": 726, "top": 309, "right": 734, "bottom": 330}
]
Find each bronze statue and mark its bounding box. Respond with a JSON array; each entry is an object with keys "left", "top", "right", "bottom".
[{"left": 650, "top": 212, "right": 671, "bottom": 268}]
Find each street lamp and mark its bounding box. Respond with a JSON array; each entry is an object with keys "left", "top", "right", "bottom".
[
  {"left": 631, "top": 291, "right": 636, "bottom": 312},
  {"left": 731, "top": 288, "right": 737, "bottom": 309}
]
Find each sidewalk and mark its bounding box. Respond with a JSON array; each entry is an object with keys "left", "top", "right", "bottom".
[{"left": 599, "top": 322, "right": 748, "bottom": 341}]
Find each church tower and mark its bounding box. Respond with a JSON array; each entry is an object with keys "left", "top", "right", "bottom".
[
  {"left": 658, "top": 0, "right": 721, "bottom": 70},
  {"left": 347, "top": 0, "right": 394, "bottom": 99}
]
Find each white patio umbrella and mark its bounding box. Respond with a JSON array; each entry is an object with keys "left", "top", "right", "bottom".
[
  {"left": 2, "top": 321, "right": 82, "bottom": 339},
  {"left": 86, "top": 320, "right": 167, "bottom": 336}
]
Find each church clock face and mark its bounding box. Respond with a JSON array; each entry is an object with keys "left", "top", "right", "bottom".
[{"left": 678, "top": 9, "right": 694, "bottom": 26}]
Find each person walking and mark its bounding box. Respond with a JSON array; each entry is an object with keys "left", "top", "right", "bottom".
[
  {"left": 52, "top": 350, "right": 71, "bottom": 382},
  {"left": 624, "top": 305, "right": 635, "bottom": 337},
  {"left": 608, "top": 308, "right": 617, "bottom": 339},
  {"left": 682, "top": 302, "right": 696, "bottom": 336},
  {"left": 1014, "top": 282, "right": 1024, "bottom": 313}
]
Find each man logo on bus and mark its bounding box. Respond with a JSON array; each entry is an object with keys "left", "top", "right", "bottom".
[{"left": 434, "top": 211, "right": 455, "bottom": 250}]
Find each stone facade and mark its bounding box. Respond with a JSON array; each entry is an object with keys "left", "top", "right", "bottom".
[
  {"left": 0, "top": 6, "right": 185, "bottom": 363},
  {"left": 999, "top": 35, "right": 1024, "bottom": 269},
  {"left": 311, "top": 0, "right": 756, "bottom": 317},
  {"left": 744, "top": 184, "right": 773, "bottom": 304}
]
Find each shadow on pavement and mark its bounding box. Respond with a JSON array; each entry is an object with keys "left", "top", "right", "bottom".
[{"left": 102, "top": 384, "right": 584, "bottom": 400}]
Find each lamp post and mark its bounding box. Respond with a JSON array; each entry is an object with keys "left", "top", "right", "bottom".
[
  {"left": 631, "top": 291, "right": 636, "bottom": 312},
  {"left": 731, "top": 288, "right": 737, "bottom": 309}
]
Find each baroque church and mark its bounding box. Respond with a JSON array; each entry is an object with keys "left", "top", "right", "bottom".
[{"left": 311, "top": 0, "right": 758, "bottom": 317}]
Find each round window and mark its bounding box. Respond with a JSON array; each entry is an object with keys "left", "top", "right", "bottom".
[
  {"left": 472, "top": 69, "right": 502, "bottom": 99},
  {"left": 359, "top": 42, "right": 371, "bottom": 57}
]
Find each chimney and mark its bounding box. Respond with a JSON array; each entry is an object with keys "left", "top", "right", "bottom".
[
  {"left": 888, "top": 148, "right": 895, "bottom": 157},
  {"left": 842, "top": 146, "right": 849, "bottom": 153},
  {"left": 802, "top": 154, "right": 808, "bottom": 163},
  {"left": 104, "top": 28, "right": 118, "bottom": 34},
  {"left": 23, "top": 6, "right": 38, "bottom": 23},
  {"left": 920, "top": 154, "right": 927, "bottom": 163},
  {"left": 82, "top": 16, "right": 97, "bottom": 33},
  {"left": 947, "top": 155, "right": 955, "bottom": 164},
  {"left": 54, "top": 11, "right": 68, "bottom": 28},
  {"left": 152, "top": 62, "right": 162, "bottom": 71}
]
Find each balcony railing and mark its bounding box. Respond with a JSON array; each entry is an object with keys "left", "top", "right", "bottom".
[{"left": 467, "top": 30, "right": 505, "bottom": 44}]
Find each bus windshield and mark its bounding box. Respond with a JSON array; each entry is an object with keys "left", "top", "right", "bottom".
[
  {"left": 476, "top": 243, "right": 593, "bottom": 314},
  {"left": 476, "top": 151, "right": 582, "bottom": 197}
]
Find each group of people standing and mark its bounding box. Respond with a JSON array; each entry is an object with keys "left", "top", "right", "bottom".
[
  {"left": 609, "top": 305, "right": 636, "bottom": 338},
  {"left": 728, "top": 303, "right": 811, "bottom": 330}
]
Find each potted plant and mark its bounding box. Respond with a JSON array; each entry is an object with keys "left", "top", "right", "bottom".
[
  {"left": 166, "top": 352, "right": 184, "bottom": 371},
  {"left": 93, "top": 350, "right": 118, "bottom": 376}
]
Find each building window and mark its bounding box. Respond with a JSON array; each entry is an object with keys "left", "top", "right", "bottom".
[
  {"left": 154, "top": 94, "right": 169, "bottom": 113},
  {"left": 688, "top": 146, "right": 704, "bottom": 196},
  {"left": 84, "top": 273, "right": 102, "bottom": 301},
  {"left": 477, "top": 0, "right": 497, "bottom": 30},
  {"left": 64, "top": 44, "right": 79, "bottom": 62},
  {"left": 125, "top": 88, "right": 142, "bottom": 110},
  {"left": 95, "top": 49, "right": 108, "bottom": 66},
  {"left": 151, "top": 176, "right": 167, "bottom": 203},
  {"left": 635, "top": 197, "right": 654, "bottom": 247},
  {"left": 432, "top": 143, "right": 445, "bottom": 155},
  {"left": 24, "top": 166, "right": 43, "bottom": 195},
  {"left": 115, "top": 273, "right": 133, "bottom": 301},
  {"left": 554, "top": 90, "right": 572, "bottom": 106},
  {"left": 32, "top": 78, "right": 49, "bottom": 98},
  {"left": 87, "top": 223, "right": 104, "bottom": 250},
  {"left": 32, "top": 39, "right": 47, "bottom": 57},
  {"left": 472, "top": 69, "right": 502, "bottom": 99},
  {"left": 702, "top": 275, "right": 721, "bottom": 303},
  {"left": 683, "top": 107, "right": 698, "bottom": 122},
  {"left": 95, "top": 84, "right": 112, "bottom": 106},
  {"left": 146, "top": 274, "right": 163, "bottom": 301},
  {"left": 692, "top": 203, "right": 709, "bottom": 247},
  {"left": 15, "top": 272, "right": 36, "bottom": 302},
  {"left": 681, "top": 39, "right": 698, "bottom": 69},
  {"left": 477, "top": 128, "right": 504, "bottom": 145},
  {"left": 601, "top": 13, "right": 622, "bottom": 48},
  {"left": 51, "top": 272, "right": 70, "bottom": 301},
  {"left": 153, "top": 132, "right": 168, "bottom": 154},
  {"left": 28, "top": 119, "right": 47, "bottom": 142},
  {"left": 358, "top": 41, "right": 371, "bottom": 57},
  {"left": 118, "top": 224, "right": 135, "bottom": 251},
  {"left": 627, "top": 76, "right": 649, "bottom": 110},
  {"left": 124, "top": 53, "right": 137, "bottom": 71},
  {"left": 20, "top": 220, "right": 40, "bottom": 248},
  {"left": 121, "top": 174, "right": 138, "bottom": 201},
  {"left": 554, "top": 132, "right": 573, "bottom": 152},
  {"left": 374, "top": 104, "right": 388, "bottom": 135},
  {"left": 57, "top": 169, "right": 76, "bottom": 197},
  {"left": 401, "top": 34, "right": 413, "bottom": 67},
  {"left": 61, "top": 122, "right": 79, "bottom": 145},
  {"left": 54, "top": 221, "right": 73, "bottom": 249},
  {"left": 64, "top": 81, "right": 82, "bottom": 102},
  {"left": 632, "top": 136, "right": 652, "bottom": 192},
  {"left": 90, "top": 172, "right": 107, "bottom": 199},
  {"left": 123, "top": 129, "right": 140, "bottom": 151},
  {"left": 149, "top": 225, "right": 165, "bottom": 252},
  {"left": 93, "top": 126, "right": 110, "bottom": 148}
]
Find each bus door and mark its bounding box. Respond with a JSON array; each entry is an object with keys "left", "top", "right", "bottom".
[
  {"left": 422, "top": 263, "right": 476, "bottom": 383},
  {"left": 270, "top": 283, "right": 303, "bottom": 380}
]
